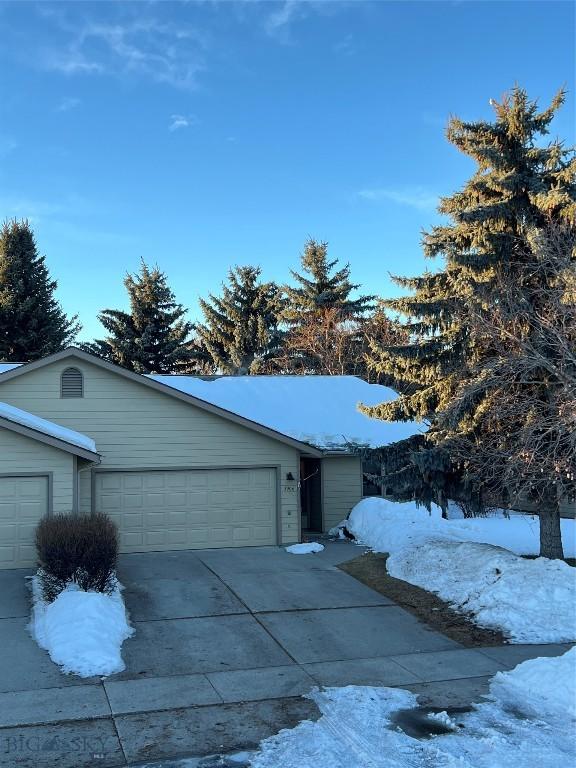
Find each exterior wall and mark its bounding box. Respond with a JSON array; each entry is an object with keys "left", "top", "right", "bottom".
[
  {"left": 0, "top": 358, "right": 301, "bottom": 544},
  {"left": 322, "top": 455, "right": 363, "bottom": 532},
  {"left": 489, "top": 490, "right": 576, "bottom": 520},
  {"left": 0, "top": 428, "right": 74, "bottom": 513}
]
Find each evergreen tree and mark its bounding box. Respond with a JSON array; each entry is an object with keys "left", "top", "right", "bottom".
[
  {"left": 278, "top": 239, "right": 375, "bottom": 372},
  {"left": 84, "top": 261, "right": 195, "bottom": 374},
  {"left": 0, "top": 220, "right": 80, "bottom": 360},
  {"left": 439, "top": 222, "right": 575, "bottom": 559},
  {"left": 194, "top": 265, "right": 283, "bottom": 374},
  {"left": 362, "top": 88, "right": 575, "bottom": 557},
  {"left": 283, "top": 239, "right": 374, "bottom": 325}
]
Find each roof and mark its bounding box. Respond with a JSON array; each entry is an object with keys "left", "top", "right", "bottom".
[
  {"left": 0, "top": 350, "right": 420, "bottom": 453},
  {"left": 150, "top": 375, "right": 421, "bottom": 450},
  {"left": 0, "top": 349, "right": 323, "bottom": 457},
  {"left": 0, "top": 401, "right": 99, "bottom": 458}
]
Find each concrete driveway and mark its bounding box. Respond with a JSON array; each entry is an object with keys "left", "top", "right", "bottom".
[{"left": 0, "top": 542, "right": 570, "bottom": 767}]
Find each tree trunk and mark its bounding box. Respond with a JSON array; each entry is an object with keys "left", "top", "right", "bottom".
[{"left": 539, "top": 499, "right": 564, "bottom": 559}]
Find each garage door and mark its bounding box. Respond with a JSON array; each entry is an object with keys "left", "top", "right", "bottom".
[
  {"left": 0, "top": 476, "right": 48, "bottom": 569},
  {"left": 95, "top": 468, "right": 277, "bottom": 552}
]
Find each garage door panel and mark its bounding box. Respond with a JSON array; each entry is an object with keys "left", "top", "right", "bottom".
[
  {"left": 189, "top": 509, "right": 209, "bottom": 524},
  {"left": 143, "top": 474, "right": 166, "bottom": 490},
  {"left": 0, "top": 476, "right": 48, "bottom": 569},
  {"left": 189, "top": 489, "right": 209, "bottom": 505},
  {"left": 100, "top": 475, "right": 123, "bottom": 491},
  {"left": 231, "top": 489, "right": 250, "bottom": 506},
  {"left": 123, "top": 493, "right": 144, "bottom": 509},
  {"left": 123, "top": 531, "right": 144, "bottom": 548},
  {"left": 166, "top": 491, "right": 187, "bottom": 507},
  {"left": 20, "top": 500, "right": 48, "bottom": 518},
  {"left": 189, "top": 529, "right": 210, "bottom": 545},
  {"left": 99, "top": 492, "right": 122, "bottom": 511},
  {"left": 95, "top": 468, "right": 277, "bottom": 552},
  {"left": 0, "top": 544, "right": 17, "bottom": 565},
  {"left": 0, "top": 502, "right": 18, "bottom": 519}
]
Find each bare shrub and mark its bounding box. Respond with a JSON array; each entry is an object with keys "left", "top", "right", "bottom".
[{"left": 35, "top": 513, "right": 118, "bottom": 602}]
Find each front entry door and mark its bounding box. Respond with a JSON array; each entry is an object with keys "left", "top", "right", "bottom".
[{"left": 300, "top": 458, "right": 322, "bottom": 532}]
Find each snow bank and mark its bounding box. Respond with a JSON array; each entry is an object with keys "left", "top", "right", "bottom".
[
  {"left": 286, "top": 542, "right": 325, "bottom": 554},
  {"left": 251, "top": 650, "right": 576, "bottom": 768},
  {"left": 347, "top": 497, "right": 576, "bottom": 643},
  {"left": 347, "top": 496, "right": 576, "bottom": 557},
  {"left": 30, "top": 577, "right": 134, "bottom": 677},
  {"left": 490, "top": 647, "right": 576, "bottom": 720},
  {"left": 387, "top": 540, "right": 576, "bottom": 642},
  {"left": 0, "top": 401, "right": 96, "bottom": 452},
  {"left": 150, "top": 374, "right": 420, "bottom": 449}
]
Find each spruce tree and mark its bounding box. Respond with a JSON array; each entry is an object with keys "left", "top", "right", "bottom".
[
  {"left": 362, "top": 88, "right": 575, "bottom": 556},
  {"left": 283, "top": 239, "right": 374, "bottom": 324},
  {"left": 194, "top": 265, "right": 283, "bottom": 374},
  {"left": 84, "top": 261, "right": 195, "bottom": 374},
  {"left": 0, "top": 220, "right": 80, "bottom": 360},
  {"left": 279, "top": 239, "right": 375, "bottom": 372}
]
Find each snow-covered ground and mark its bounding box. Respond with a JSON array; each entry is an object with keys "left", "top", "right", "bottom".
[
  {"left": 286, "top": 542, "right": 325, "bottom": 554},
  {"left": 343, "top": 497, "right": 576, "bottom": 557},
  {"left": 343, "top": 498, "right": 576, "bottom": 643},
  {"left": 250, "top": 648, "right": 576, "bottom": 768},
  {"left": 388, "top": 540, "right": 575, "bottom": 642},
  {"left": 29, "top": 575, "right": 134, "bottom": 677}
]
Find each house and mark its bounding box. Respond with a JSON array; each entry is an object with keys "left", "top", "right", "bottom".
[{"left": 0, "top": 348, "right": 418, "bottom": 569}]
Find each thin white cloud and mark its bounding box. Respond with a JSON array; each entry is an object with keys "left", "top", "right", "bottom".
[
  {"left": 41, "top": 16, "right": 208, "bottom": 90},
  {"left": 358, "top": 186, "right": 439, "bottom": 212},
  {"left": 333, "top": 34, "right": 355, "bottom": 56},
  {"left": 265, "top": 1, "right": 302, "bottom": 36},
  {"left": 0, "top": 197, "right": 65, "bottom": 224},
  {"left": 169, "top": 114, "right": 198, "bottom": 132},
  {"left": 56, "top": 96, "right": 81, "bottom": 112},
  {"left": 262, "top": 1, "right": 356, "bottom": 43}
]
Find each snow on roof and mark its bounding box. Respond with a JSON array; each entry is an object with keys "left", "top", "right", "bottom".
[
  {"left": 0, "top": 402, "right": 97, "bottom": 453},
  {"left": 0, "top": 363, "right": 23, "bottom": 374},
  {"left": 149, "top": 375, "right": 421, "bottom": 450}
]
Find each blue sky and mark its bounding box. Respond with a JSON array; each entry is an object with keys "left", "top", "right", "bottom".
[{"left": 1, "top": 0, "right": 574, "bottom": 342}]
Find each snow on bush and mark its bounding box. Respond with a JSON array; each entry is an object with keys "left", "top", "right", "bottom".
[
  {"left": 346, "top": 497, "right": 576, "bottom": 643},
  {"left": 30, "top": 576, "right": 134, "bottom": 678},
  {"left": 387, "top": 540, "right": 576, "bottom": 643},
  {"left": 286, "top": 542, "right": 325, "bottom": 554},
  {"left": 251, "top": 649, "right": 576, "bottom": 768}
]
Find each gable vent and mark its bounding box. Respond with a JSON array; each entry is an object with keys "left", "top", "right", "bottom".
[{"left": 61, "top": 367, "right": 84, "bottom": 398}]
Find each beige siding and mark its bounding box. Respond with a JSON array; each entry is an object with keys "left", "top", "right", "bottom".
[
  {"left": 0, "top": 428, "right": 74, "bottom": 514},
  {"left": 0, "top": 358, "right": 300, "bottom": 544},
  {"left": 78, "top": 458, "right": 93, "bottom": 514},
  {"left": 322, "top": 455, "right": 362, "bottom": 532}
]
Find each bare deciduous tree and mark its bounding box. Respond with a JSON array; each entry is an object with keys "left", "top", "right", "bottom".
[{"left": 269, "top": 303, "right": 406, "bottom": 382}]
